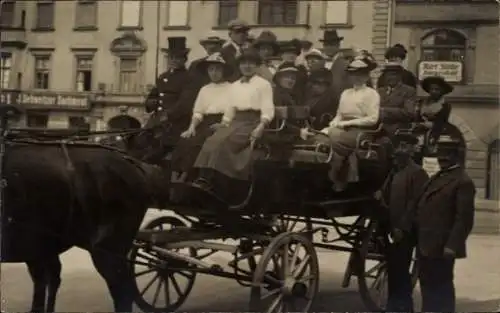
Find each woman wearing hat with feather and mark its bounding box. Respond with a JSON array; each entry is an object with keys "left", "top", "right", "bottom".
[
  {"left": 301, "top": 51, "right": 380, "bottom": 191},
  {"left": 192, "top": 49, "right": 275, "bottom": 204},
  {"left": 170, "top": 53, "right": 234, "bottom": 185},
  {"left": 188, "top": 32, "right": 226, "bottom": 87},
  {"left": 415, "top": 75, "right": 453, "bottom": 146}
]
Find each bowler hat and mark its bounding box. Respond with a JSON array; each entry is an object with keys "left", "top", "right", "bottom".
[
  {"left": 166, "top": 37, "right": 190, "bottom": 55},
  {"left": 227, "top": 19, "right": 250, "bottom": 32},
  {"left": 385, "top": 44, "right": 407, "bottom": 60},
  {"left": 237, "top": 48, "right": 262, "bottom": 65},
  {"left": 253, "top": 31, "right": 279, "bottom": 54},
  {"left": 421, "top": 76, "right": 454, "bottom": 95},
  {"left": 198, "top": 52, "right": 233, "bottom": 79},
  {"left": 319, "top": 29, "right": 344, "bottom": 43},
  {"left": 199, "top": 32, "right": 226, "bottom": 46}
]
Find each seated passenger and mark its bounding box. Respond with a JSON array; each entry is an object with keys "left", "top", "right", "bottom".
[
  {"left": 170, "top": 53, "right": 233, "bottom": 183},
  {"left": 304, "top": 68, "right": 336, "bottom": 130},
  {"left": 377, "top": 62, "right": 417, "bottom": 136},
  {"left": 273, "top": 62, "right": 299, "bottom": 107},
  {"left": 302, "top": 52, "right": 380, "bottom": 191},
  {"left": 192, "top": 49, "right": 274, "bottom": 205},
  {"left": 304, "top": 49, "right": 329, "bottom": 74},
  {"left": 278, "top": 39, "right": 308, "bottom": 102},
  {"left": 416, "top": 76, "right": 452, "bottom": 145}
]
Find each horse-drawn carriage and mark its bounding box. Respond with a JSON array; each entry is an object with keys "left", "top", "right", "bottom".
[
  {"left": 0, "top": 103, "right": 427, "bottom": 312},
  {"left": 129, "top": 105, "right": 425, "bottom": 313}
]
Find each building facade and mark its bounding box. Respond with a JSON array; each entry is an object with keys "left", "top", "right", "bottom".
[
  {"left": 0, "top": 0, "right": 388, "bottom": 131},
  {"left": 389, "top": 0, "right": 500, "bottom": 200}
]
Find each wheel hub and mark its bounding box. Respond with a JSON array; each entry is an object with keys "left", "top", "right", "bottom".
[{"left": 282, "top": 277, "right": 308, "bottom": 297}]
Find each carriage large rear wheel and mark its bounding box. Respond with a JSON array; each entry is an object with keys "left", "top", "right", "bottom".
[
  {"left": 249, "top": 232, "right": 319, "bottom": 313},
  {"left": 130, "top": 215, "right": 197, "bottom": 312},
  {"left": 355, "top": 217, "right": 418, "bottom": 311}
]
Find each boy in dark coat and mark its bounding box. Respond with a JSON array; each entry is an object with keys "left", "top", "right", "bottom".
[
  {"left": 220, "top": 19, "right": 250, "bottom": 82},
  {"left": 413, "top": 137, "right": 475, "bottom": 312},
  {"left": 385, "top": 133, "right": 429, "bottom": 312},
  {"left": 377, "top": 44, "right": 417, "bottom": 89}
]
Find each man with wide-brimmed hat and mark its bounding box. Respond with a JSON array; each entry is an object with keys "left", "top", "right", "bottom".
[
  {"left": 320, "top": 29, "right": 350, "bottom": 107},
  {"left": 220, "top": 18, "right": 250, "bottom": 82},
  {"left": 188, "top": 31, "right": 226, "bottom": 87},
  {"left": 412, "top": 136, "right": 475, "bottom": 312},
  {"left": 378, "top": 62, "right": 418, "bottom": 136},
  {"left": 253, "top": 30, "right": 279, "bottom": 81},
  {"left": 144, "top": 37, "right": 199, "bottom": 159},
  {"left": 378, "top": 44, "right": 417, "bottom": 89},
  {"left": 384, "top": 132, "right": 429, "bottom": 312}
]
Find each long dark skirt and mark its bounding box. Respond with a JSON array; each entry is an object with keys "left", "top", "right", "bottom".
[
  {"left": 194, "top": 110, "right": 261, "bottom": 204},
  {"left": 170, "top": 114, "right": 222, "bottom": 174}
]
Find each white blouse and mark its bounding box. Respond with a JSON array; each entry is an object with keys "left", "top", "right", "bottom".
[
  {"left": 222, "top": 75, "right": 275, "bottom": 124},
  {"left": 330, "top": 85, "right": 380, "bottom": 127},
  {"left": 192, "top": 82, "right": 232, "bottom": 121}
]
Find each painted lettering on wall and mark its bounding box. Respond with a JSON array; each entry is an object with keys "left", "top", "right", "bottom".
[
  {"left": 417, "top": 61, "right": 463, "bottom": 83},
  {"left": 0, "top": 90, "right": 90, "bottom": 109}
]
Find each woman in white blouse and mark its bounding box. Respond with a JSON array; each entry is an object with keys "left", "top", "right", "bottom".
[
  {"left": 302, "top": 51, "right": 380, "bottom": 191},
  {"left": 192, "top": 49, "right": 275, "bottom": 205},
  {"left": 170, "top": 53, "right": 233, "bottom": 183}
]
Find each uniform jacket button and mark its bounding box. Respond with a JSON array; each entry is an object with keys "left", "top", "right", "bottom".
[{"left": 159, "top": 92, "right": 164, "bottom": 96}]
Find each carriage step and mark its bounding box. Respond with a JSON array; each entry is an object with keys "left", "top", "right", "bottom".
[{"left": 136, "top": 228, "right": 229, "bottom": 245}]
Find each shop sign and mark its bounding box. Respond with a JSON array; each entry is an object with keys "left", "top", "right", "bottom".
[
  {"left": 0, "top": 90, "right": 90, "bottom": 109},
  {"left": 417, "top": 61, "right": 463, "bottom": 83}
]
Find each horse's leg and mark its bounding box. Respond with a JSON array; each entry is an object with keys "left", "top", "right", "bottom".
[
  {"left": 89, "top": 249, "right": 134, "bottom": 312},
  {"left": 45, "top": 256, "right": 62, "bottom": 313},
  {"left": 26, "top": 260, "right": 48, "bottom": 313}
]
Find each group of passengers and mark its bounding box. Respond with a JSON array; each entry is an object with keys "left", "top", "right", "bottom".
[
  {"left": 146, "top": 18, "right": 454, "bottom": 199},
  {"left": 143, "top": 18, "right": 474, "bottom": 313}
]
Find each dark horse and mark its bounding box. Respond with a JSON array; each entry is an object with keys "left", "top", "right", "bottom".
[{"left": 0, "top": 104, "right": 166, "bottom": 312}]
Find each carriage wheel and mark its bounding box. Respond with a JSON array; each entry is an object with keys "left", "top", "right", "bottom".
[
  {"left": 355, "top": 218, "right": 418, "bottom": 311},
  {"left": 249, "top": 232, "right": 319, "bottom": 313},
  {"left": 272, "top": 215, "right": 313, "bottom": 241},
  {"left": 130, "top": 216, "right": 197, "bottom": 312}
]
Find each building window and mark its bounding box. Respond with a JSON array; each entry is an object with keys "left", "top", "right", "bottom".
[
  {"left": 420, "top": 29, "right": 467, "bottom": 61},
  {"left": 69, "top": 116, "right": 90, "bottom": 131},
  {"left": 166, "top": 1, "right": 189, "bottom": 27},
  {"left": 119, "top": 58, "right": 138, "bottom": 92},
  {"left": 324, "top": 1, "right": 349, "bottom": 25},
  {"left": 26, "top": 113, "right": 49, "bottom": 128},
  {"left": 35, "top": 0, "right": 55, "bottom": 29},
  {"left": 75, "top": 56, "right": 93, "bottom": 92},
  {"left": 120, "top": 0, "right": 141, "bottom": 28},
  {"left": 75, "top": 0, "right": 97, "bottom": 28},
  {"left": 0, "top": 1, "right": 15, "bottom": 27},
  {"left": 258, "top": 0, "right": 297, "bottom": 25},
  {"left": 0, "top": 55, "right": 12, "bottom": 89},
  {"left": 218, "top": 0, "right": 238, "bottom": 27},
  {"left": 34, "top": 56, "right": 51, "bottom": 89}
]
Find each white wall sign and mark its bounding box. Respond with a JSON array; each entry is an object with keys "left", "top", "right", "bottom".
[
  {"left": 121, "top": 0, "right": 141, "bottom": 27},
  {"left": 417, "top": 61, "right": 463, "bottom": 83},
  {"left": 167, "top": 1, "right": 189, "bottom": 26},
  {"left": 324, "top": 1, "right": 349, "bottom": 25}
]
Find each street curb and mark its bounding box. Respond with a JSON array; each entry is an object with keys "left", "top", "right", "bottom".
[{"left": 473, "top": 199, "right": 499, "bottom": 235}]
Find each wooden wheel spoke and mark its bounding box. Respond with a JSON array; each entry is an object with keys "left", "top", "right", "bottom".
[
  {"left": 152, "top": 277, "right": 163, "bottom": 306},
  {"left": 134, "top": 268, "right": 155, "bottom": 277},
  {"left": 292, "top": 255, "right": 310, "bottom": 279},
  {"left": 261, "top": 287, "right": 281, "bottom": 300},
  {"left": 288, "top": 219, "right": 298, "bottom": 231},
  {"left": 290, "top": 243, "right": 302, "bottom": 271},
  {"left": 365, "top": 261, "right": 384, "bottom": 276},
  {"left": 140, "top": 273, "right": 160, "bottom": 296},
  {"left": 169, "top": 273, "right": 184, "bottom": 297},
  {"left": 265, "top": 294, "right": 283, "bottom": 313},
  {"left": 164, "top": 275, "right": 171, "bottom": 305},
  {"left": 297, "top": 274, "right": 315, "bottom": 284},
  {"left": 282, "top": 244, "right": 290, "bottom": 276}
]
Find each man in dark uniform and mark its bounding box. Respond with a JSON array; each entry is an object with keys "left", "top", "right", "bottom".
[
  {"left": 188, "top": 32, "right": 226, "bottom": 87},
  {"left": 385, "top": 133, "right": 429, "bottom": 312},
  {"left": 220, "top": 19, "right": 250, "bottom": 82},
  {"left": 320, "top": 29, "right": 350, "bottom": 105},
  {"left": 143, "top": 37, "right": 199, "bottom": 162},
  {"left": 413, "top": 137, "right": 475, "bottom": 312},
  {"left": 377, "top": 44, "right": 417, "bottom": 89},
  {"left": 378, "top": 63, "right": 418, "bottom": 136}
]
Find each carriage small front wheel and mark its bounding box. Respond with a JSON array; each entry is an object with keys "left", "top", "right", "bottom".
[
  {"left": 130, "top": 215, "right": 197, "bottom": 313},
  {"left": 249, "top": 232, "right": 319, "bottom": 313}
]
